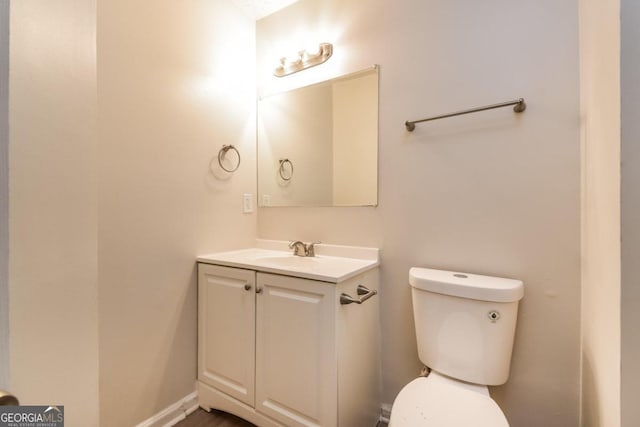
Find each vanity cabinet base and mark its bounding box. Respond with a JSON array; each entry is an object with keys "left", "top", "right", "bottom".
[{"left": 198, "top": 381, "right": 284, "bottom": 427}]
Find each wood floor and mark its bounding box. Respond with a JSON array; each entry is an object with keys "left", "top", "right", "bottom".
[
  {"left": 175, "top": 409, "right": 389, "bottom": 427},
  {"left": 175, "top": 409, "right": 256, "bottom": 427}
]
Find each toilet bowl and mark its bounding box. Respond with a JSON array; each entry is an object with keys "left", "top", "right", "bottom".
[
  {"left": 389, "top": 268, "right": 524, "bottom": 426},
  {"left": 389, "top": 372, "right": 508, "bottom": 426}
]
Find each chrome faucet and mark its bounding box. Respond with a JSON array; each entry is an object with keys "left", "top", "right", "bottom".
[
  {"left": 289, "top": 240, "right": 307, "bottom": 256},
  {"left": 288, "top": 240, "right": 321, "bottom": 257}
]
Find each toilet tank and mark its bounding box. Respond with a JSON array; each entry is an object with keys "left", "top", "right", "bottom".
[{"left": 409, "top": 268, "right": 524, "bottom": 386}]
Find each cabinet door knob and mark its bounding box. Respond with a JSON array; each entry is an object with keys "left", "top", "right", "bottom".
[
  {"left": 244, "top": 284, "right": 251, "bottom": 291},
  {"left": 256, "top": 287, "right": 263, "bottom": 294}
]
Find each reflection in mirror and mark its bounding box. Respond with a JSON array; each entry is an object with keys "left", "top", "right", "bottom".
[{"left": 258, "top": 66, "right": 379, "bottom": 207}]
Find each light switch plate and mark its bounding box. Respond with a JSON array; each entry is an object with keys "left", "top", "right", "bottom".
[{"left": 243, "top": 193, "right": 253, "bottom": 213}]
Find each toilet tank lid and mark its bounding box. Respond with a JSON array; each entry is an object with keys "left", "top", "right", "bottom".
[{"left": 409, "top": 267, "right": 524, "bottom": 303}]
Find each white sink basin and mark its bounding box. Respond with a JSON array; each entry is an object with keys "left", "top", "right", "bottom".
[
  {"left": 197, "top": 241, "right": 380, "bottom": 283},
  {"left": 256, "top": 255, "right": 321, "bottom": 269}
]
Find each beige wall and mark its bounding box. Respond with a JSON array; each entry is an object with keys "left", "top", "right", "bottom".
[
  {"left": 97, "top": 0, "right": 256, "bottom": 425},
  {"left": 621, "top": 0, "right": 639, "bottom": 425},
  {"left": 579, "top": 0, "right": 621, "bottom": 425},
  {"left": 8, "top": 1, "right": 256, "bottom": 426},
  {"left": 257, "top": 0, "right": 582, "bottom": 425},
  {"left": 9, "top": 1, "right": 100, "bottom": 426},
  {"left": 0, "top": 0, "right": 9, "bottom": 391}
]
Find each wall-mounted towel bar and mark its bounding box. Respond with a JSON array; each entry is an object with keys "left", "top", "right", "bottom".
[{"left": 405, "top": 98, "right": 526, "bottom": 131}]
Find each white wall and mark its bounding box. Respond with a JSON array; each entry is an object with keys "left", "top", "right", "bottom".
[
  {"left": 97, "top": 1, "right": 256, "bottom": 425},
  {"left": 9, "top": 1, "right": 100, "bottom": 426},
  {"left": 621, "top": 0, "right": 639, "bottom": 425},
  {"left": 579, "top": 0, "right": 621, "bottom": 425},
  {"left": 0, "top": 0, "right": 9, "bottom": 391},
  {"left": 257, "top": 0, "right": 582, "bottom": 425}
]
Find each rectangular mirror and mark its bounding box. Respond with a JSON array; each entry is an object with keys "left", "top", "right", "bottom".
[{"left": 257, "top": 66, "right": 379, "bottom": 207}]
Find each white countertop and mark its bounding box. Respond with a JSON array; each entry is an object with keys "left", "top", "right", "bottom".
[{"left": 197, "top": 240, "right": 380, "bottom": 283}]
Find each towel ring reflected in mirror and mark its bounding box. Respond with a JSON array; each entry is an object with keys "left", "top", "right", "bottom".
[
  {"left": 218, "top": 145, "right": 241, "bottom": 172},
  {"left": 278, "top": 158, "right": 294, "bottom": 181}
]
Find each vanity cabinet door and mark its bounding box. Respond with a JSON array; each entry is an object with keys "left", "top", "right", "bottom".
[
  {"left": 198, "top": 264, "right": 255, "bottom": 407},
  {"left": 255, "top": 273, "right": 337, "bottom": 427}
]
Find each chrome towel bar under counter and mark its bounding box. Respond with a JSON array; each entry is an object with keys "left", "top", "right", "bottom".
[
  {"left": 340, "top": 284, "right": 378, "bottom": 305},
  {"left": 405, "top": 98, "right": 526, "bottom": 131}
]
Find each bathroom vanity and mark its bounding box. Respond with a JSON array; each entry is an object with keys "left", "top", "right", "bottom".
[{"left": 196, "top": 240, "right": 381, "bottom": 427}]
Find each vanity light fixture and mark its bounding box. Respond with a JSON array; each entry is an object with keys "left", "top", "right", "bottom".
[{"left": 274, "top": 42, "right": 333, "bottom": 77}]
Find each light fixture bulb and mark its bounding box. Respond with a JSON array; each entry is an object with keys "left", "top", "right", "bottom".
[
  {"left": 273, "top": 42, "right": 333, "bottom": 77},
  {"left": 303, "top": 44, "right": 321, "bottom": 57}
]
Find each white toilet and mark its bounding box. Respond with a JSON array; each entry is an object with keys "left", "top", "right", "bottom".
[{"left": 389, "top": 267, "right": 524, "bottom": 426}]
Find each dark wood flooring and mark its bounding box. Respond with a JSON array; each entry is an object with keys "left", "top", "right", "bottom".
[
  {"left": 176, "top": 408, "right": 389, "bottom": 427},
  {"left": 175, "top": 409, "right": 256, "bottom": 427}
]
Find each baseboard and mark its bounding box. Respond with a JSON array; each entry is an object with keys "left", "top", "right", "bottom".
[
  {"left": 380, "top": 402, "right": 392, "bottom": 423},
  {"left": 135, "top": 390, "right": 199, "bottom": 427}
]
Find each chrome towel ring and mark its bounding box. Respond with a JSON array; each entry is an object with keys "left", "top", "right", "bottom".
[
  {"left": 218, "top": 145, "right": 240, "bottom": 172},
  {"left": 279, "top": 158, "right": 294, "bottom": 181}
]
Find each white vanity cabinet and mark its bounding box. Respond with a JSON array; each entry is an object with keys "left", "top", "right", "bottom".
[{"left": 197, "top": 260, "right": 381, "bottom": 427}]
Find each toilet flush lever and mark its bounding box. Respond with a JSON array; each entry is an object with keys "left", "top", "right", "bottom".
[
  {"left": 488, "top": 310, "right": 500, "bottom": 322},
  {"left": 340, "top": 285, "right": 377, "bottom": 305}
]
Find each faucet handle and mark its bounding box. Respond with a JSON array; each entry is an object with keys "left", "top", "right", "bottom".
[{"left": 305, "top": 241, "right": 321, "bottom": 257}]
